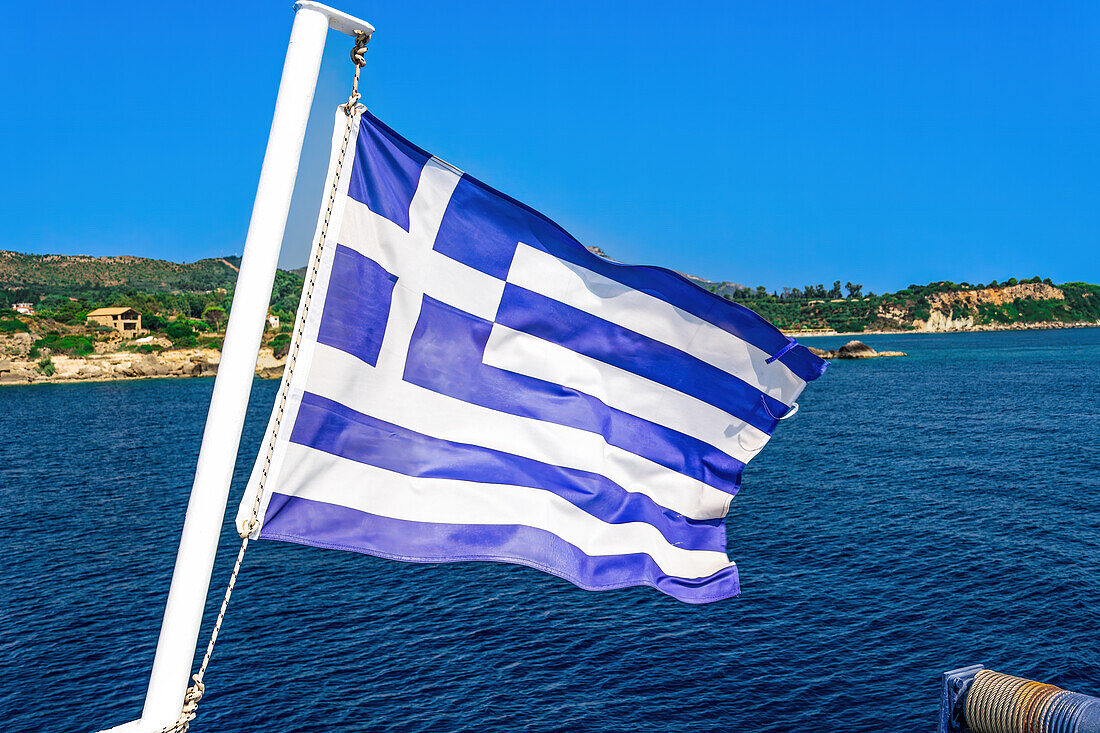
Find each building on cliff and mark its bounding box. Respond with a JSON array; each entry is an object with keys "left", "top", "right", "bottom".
[{"left": 86, "top": 307, "right": 145, "bottom": 335}]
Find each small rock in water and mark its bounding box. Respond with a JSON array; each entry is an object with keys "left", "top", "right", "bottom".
[
  {"left": 807, "top": 340, "right": 907, "bottom": 360},
  {"left": 837, "top": 341, "right": 878, "bottom": 358}
]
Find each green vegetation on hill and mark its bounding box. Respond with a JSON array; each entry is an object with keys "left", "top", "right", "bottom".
[
  {"left": 0, "top": 317, "right": 27, "bottom": 333},
  {"left": 698, "top": 277, "right": 1100, "bottom": 332},
  {"left": 0, "top": 251, "right": 304, "bottom": 330},
  {"left": 0, "top": 251, "right": 241, "bottom": 291},
  {"left": 2, "top": 251, "right": 1098, "bottom": 339},
  {"left": 31, "top": 333, "right": 94, "bottom": 356}
]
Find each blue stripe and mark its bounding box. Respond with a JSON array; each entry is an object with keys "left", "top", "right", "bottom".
[
  {"left": 497, "top": 283, "right": 787, "bottom": 434},
  {"left": 290, "top": 392, "right": 727, "bottom": 551},
  {"left": 259, "top": 493, "right": 740, "bottom": 604},
  {"left": 316, "top": 245, "right": 397, "bottom": 367},
  {"left": 401, "top": 294, "right": 746, "bottom": 494},
  {"left": 348, "top": 113, "right": 430, "bottom": 231},
  {"left": 535, "top": 248, "right": 830, "bottom": 385}
]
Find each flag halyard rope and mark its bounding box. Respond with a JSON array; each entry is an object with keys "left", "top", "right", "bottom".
[{"left": 157, "top": 31, "right": 371, "bottom": 733}]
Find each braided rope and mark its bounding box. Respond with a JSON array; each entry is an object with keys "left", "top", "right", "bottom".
[
  {"left": 153, "top": 36, "right": 369, "bottom": 733},
  {"left": 963, "top": 669, "right": 1093, "bottom": 733}
]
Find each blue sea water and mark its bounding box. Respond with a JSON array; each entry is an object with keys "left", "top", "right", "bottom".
[{"left": 3, "top": 328, "right": 1099, "bottom": 732}]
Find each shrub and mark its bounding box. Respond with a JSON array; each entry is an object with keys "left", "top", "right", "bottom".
[
  {"left": 33, "top": 333, "right": 93, "bottom": 356},
  {"left": 37, "top": 355, "right": 55, "bottom": 376},
  {"left": 0, "top": 319, "right": 27, "bottom": 333},
  {"left": 143, "top": 313, "right": 168, "bottom": 332},
  {"left": 271, "top": 333, "right": 292, "bottom": 359}
]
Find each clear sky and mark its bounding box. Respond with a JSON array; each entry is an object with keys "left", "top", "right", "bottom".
[{"left": 2, "top": 1, "right": 1097, "bottom": 293}]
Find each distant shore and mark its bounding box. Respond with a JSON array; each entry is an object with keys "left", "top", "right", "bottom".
[
  {"left": 785, "top": 319, "right": 1100, "bottom": 339},
  {"left": 3, "top": 320, "right": 1098, "bottom": 387}
]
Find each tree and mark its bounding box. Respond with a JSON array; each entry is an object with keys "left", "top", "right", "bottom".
[
  {"left": 202, "top": 306, "right": 227, "bottom": 331},
  {"left": 166, "top": 320, "right": 198, "bottom": 347},
  {"left": 845, "top": 282, "right": 863, "bottom": 299},
  {"left": 755, "top": 286, "right": 767, "bottom": 298},
  {"left": 828, "top": 281, "right": 843, "bottom": 299},
  {"left": 143, "top": 312, "right": 168, "bottom": 332}
]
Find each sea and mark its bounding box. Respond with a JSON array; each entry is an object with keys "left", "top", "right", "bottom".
[{"left": 4, "top": 328, "right": 1099, "bottom": 732}]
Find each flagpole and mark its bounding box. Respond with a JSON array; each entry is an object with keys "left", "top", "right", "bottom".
[{"left": 99, "top": 4, "right": 373, "bottom": 732}]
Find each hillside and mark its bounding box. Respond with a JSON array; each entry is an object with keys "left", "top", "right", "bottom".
[
  {"left": 0, "top": 252, "right": 302, "bottom": 326},
  {"left": 710, "top": 278, "right": 1100, "bottom": 333},
  {"left": 0, "top": 251, "right": 242, "bottom": 292},
  {"left": 1, "top": 250, "right": 1097, "bottom": 335}
]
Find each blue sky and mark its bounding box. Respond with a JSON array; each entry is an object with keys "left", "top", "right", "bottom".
[{"left": 1, "top": 1, "right": 1097, "bottom": 293}]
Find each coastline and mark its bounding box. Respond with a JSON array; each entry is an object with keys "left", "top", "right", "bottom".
[
  {"left": 0, "top": 345, "right": 286, "bottom": 386},
  {"left": 4, "top": 320, "right": 1098, "bottom": 387},
  {"left": 785, "top": 319, "right": 1100, "bottom": 339}
]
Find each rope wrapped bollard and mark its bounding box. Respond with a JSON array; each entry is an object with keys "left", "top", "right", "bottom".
[{"left": 939, "top": 666, "right": 1100, "bottom": 733}]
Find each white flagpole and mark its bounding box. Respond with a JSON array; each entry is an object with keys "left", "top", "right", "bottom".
[{"left": 100, "top": 4, "right": 373, "bottom": 732}]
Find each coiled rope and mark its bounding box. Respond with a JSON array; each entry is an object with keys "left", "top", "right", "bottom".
[
  {"left": 964, "top": 669, "right": 1098, "bottom": 733},
  {"left": 155, "top": 30, "right": 371, "bottom": 733}
]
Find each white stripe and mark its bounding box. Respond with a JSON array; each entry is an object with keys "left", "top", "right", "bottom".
[
  {"left": 276, "top": 442, "right": 734, "bottom": 580},
  {"left": 304, "top": 344, "right": 735, "bottom": 521},
  {"left": 506, "top": 243, "right": 808, "bottom": 406},
  {"left": 483, "top": 324, "right": 772, "bottom": 459},
  {"left": 338, "top": 187, "right": 506, "bottom": 323}
]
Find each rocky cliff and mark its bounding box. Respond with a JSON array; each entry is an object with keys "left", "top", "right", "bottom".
[
  {"left": 928, "top": 282, "right": 1064, "bottom": 309},
  {"left": 912, "top": 283, "right": 1066, "bottom": 332}
]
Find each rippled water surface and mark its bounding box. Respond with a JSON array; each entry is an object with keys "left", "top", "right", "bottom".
[{"left": 4, "top": 328, "right": 1099, "bottom": 732}]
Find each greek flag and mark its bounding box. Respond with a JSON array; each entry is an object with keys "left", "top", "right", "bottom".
[{"left": 237, "top": 109, "right": 827, "bottom": 604}]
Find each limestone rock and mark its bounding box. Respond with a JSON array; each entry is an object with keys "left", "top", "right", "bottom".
[
  {"left": 809, "top": 340, "right": 907, "bottom": 360},
  {"left": 256, "top": 365, "right": 285, "bottom": 380},
  {"left": 837, "top": 341, "right": 878, "bottom": 358}
]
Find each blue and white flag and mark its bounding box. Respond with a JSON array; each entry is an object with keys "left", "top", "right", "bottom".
[{"left": 237, "top": 108, "right": 827, "bottom": 604}]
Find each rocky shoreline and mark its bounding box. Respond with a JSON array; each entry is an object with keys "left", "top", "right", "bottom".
[
  {"left": 4, "top": 321, "right": 1096, "bottom": 386},
  {"left": 0, "top": 331, "right": 285, "bottom": 385},
  {"left": 786, "top": 319, "right": 1100, "bottom": 338}
]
